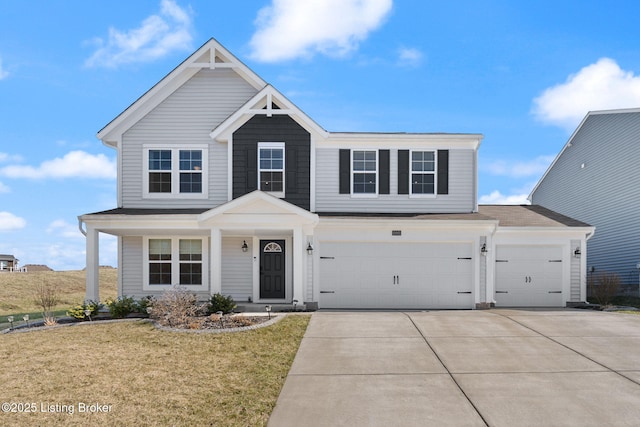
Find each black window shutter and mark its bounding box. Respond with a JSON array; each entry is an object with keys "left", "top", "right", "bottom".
[
  {"left": 437, "top": 149, "right": 449, "bottom": 195},
  {"left": 246, "top": 146, "right": 258, "bottom": 192},
  {"left": 286, "top": 147, "right": 297, "bottom": 194},
  {"left": 339, "top": 149, "right": 350, "bottom": 194},
  {"left": 379, "top": 150, "right": 390, "bottom": 194},
  {"left": 398, "top": 150, "right": 409, "bottom": 195}
]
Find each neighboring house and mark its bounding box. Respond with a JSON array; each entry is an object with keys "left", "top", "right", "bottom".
[
  {"left": 79, "top": 38, "right": 594, "bottom": 309},
  {"left": 531, "top": 108, "right": 640, "bottom": 288},
  {"left": 0, "top": 255, "right": 18, "bottom": 272}
]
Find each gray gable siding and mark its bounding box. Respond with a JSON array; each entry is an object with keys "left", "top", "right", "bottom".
[
  {"left": 532, "top": 111, "right": 640, "bottom": 285},
  {"left": 121, "top": 68, "right": 258, "bottom": 209},
  {"left": 315, "top": 148, "right": 476, "bottom": 213},
  {"left": 232, "top": 115, "right": 311, "bottom": 210}
]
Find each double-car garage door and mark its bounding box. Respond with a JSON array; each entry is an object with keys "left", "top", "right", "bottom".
[{"left": 319, "top": 242, "right": 474, "bottom": 309}]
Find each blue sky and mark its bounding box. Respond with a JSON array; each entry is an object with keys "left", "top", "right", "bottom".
[{"left": 2, "top": 0, "right": 640, "bottom": 270}]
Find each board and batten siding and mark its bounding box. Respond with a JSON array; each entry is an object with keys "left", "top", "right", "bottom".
[
  {"left": 570, "top": 239, "right": 581, "bottom": 301},
  {"left": 532, "top": 112, "right": 640, "bottom": 285},
  {"left": 221, "top": 237, "right": 253, "bottom": 302},
  {"left": 121, "top": 236, "right": 143, "bottom": 297},
  {"left": 315, "top": 148, "right": 476, "bottom": 213},
  {"left": 121, "top": 68, "right": 258, "bottom": 209}
]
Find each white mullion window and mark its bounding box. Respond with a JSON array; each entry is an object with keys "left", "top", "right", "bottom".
[
  {"left": 144, "top": 237, "right": 208, "bottom": 290},
  {"left": 258, "top": 142, "right": 285, "bottom": 197},
  {"left": 144, "top": 145, "right": 208, "bottom": 199},
  {"left": 352, "top": 149, "right": 378, "bottom": 196},
  {"left": 410, "top": 150, "right": 436, "bottom": 196}
]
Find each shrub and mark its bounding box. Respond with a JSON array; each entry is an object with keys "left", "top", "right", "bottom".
[
  {"left": 67, "top": 300, "right": 102, "bottom": 320},
  {"left": 135, "top": 296, "right": 154, "bottom": 315},
  {"left": 207, "top": 293, "right": 237, "bottom": 315},
  {"left": 105, "top": 296, "right": 138, "bottom": 318},
  {"left": 588, "top": 272, "right": 620, "bottom": 306},
  {"left": 149, "top": 286, "right": 203, "bottom": 327},
  {"left": 33, "top": 280, "right": 59, "bottom": 325}
]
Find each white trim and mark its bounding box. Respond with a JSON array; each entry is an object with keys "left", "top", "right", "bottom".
[
  {"left": 258, "top": 142, "right": 285, "bottom": 198},
  {"left": 142, "top": 236, "right": 209, "bottom": 291},
  {"left": 350, "top": 149, "right": 379, "bottom": 198},
  {"left": 142, "top": 144, "right": 209, "bottom": 199}
]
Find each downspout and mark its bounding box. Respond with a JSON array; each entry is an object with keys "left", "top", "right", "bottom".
[{"left": 78, "top": 216, "right": 87, "bottom": 236}]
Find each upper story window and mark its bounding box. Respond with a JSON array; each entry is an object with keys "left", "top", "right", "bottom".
[
  {"left": 411, "top": 150, "right": 436, "bottom": 195},
  {"left": 258, "top": 142, "right": 285, "bottom": 197},
  {"left": 352, "top": 150, "right": 377, "bottom": 195},
  {"left": 144, "top": 145, "right": 208, "bottom": 198}
]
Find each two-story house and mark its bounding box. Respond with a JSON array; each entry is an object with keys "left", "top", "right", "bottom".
[
  {"left": 531, "top": 108, "right": 640, "bottom": 290},
  {"left": 79, "top": 38, "right": 594, "bottom": 309}
]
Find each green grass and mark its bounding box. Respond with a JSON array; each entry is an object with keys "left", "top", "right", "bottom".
[{"left": 0, "top": 315, "right": 310, "bottom": 426}]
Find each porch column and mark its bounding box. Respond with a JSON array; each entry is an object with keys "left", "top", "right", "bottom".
[
  {"left": 292, "top": 226, "right": 304, "bottom": 304},
  {"left": 85, "top": 225, "right": 100, "bottom": 302},
  {"left": 211, "top": 227, "right": 222, "bottom": 295}
]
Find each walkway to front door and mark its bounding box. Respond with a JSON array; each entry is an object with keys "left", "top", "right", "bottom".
[{"left": 260, "top": 239, "right": 285, "bottom": 299}]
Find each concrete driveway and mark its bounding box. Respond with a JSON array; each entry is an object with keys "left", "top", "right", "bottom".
[{"left": 268, "top": 310, "right": 640, "bottom": 427}]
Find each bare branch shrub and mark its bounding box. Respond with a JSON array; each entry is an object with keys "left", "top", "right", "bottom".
[
  {"left": 149, "top": 285, "right": 203, "bottom": 328},
  {"left": 34, "top": 279, "right": 60, "bottom": 326},
  {"left": 588, "top": 271, "right": 620, "bottom": 306}
]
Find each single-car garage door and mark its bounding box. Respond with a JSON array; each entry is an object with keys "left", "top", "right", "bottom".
[
  {"left": 319, "top": 242, "right": 474, "bottom": 309},
  {"left": 495, "top": 245, "right": 563, "bottom": 307}
]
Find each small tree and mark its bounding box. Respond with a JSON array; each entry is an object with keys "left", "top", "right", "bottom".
[{"left": 34, "top": 280, "right": 59, "bottom": 326}]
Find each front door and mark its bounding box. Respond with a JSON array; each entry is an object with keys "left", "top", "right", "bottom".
[{"left": 260, "top": 240, "right": 286, "bottom": 299}]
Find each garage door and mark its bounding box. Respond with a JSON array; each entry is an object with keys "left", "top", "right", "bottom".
[
  {"left": 319, "top": 242, "right": 474, "bottom": 309},
  {"left": 495, "top": 245, "right": 563, "bottom": 307}
]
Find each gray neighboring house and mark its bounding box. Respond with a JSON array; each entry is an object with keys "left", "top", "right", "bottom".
[{"left": 530, "top": 108, "right": 640, "bottom": 287}]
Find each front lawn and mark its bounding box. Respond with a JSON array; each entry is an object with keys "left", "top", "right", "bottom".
[{"left": 0, "top": 315, "right": 309, "bottom": 426}]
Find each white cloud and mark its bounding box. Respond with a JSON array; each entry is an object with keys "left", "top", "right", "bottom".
[
  {"left": 397, "top": 47, "right": 423, "bottom": 67},
  {"left": 249, "top": 0, "right": 393, "bottom": 62},
  {"left": 0, "top": 58, "right": 9, "bottom": 80},
  {"left": 532, "top": 58, "right": 640, "bottom": 131},
  {"left": 484, "top": 155, "right": 555, "bottom": 178},
  {"left": 85, "top": 0, "right": 193, "bottom": 68},
  {"left": 0, "top": 150, "right": 116, "bottom": 180},
  {"left": 0, "top": 211, "right": 26, "bottom": 232},
  {"left": 47, "top": 219, "right": 83, "bottom": 239},
  {"left": 479, "top": 191, "right": 530, "bottom": 205}
]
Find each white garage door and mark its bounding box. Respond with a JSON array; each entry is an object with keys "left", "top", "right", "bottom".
[
  {"left": 319, "top": 242, "right": 474, "bottom": 309},
  {"left": 495, "top": 245, "right": 563, "bottom": 307}
]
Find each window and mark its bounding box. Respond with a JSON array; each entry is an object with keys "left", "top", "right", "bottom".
[
  {"left": 352, "top": 150, "right": 377, "bottom": 195},
  {"left": 144, "top": 237, "right": 207, "bottom": 290},
  {"left": 411, "top": 151, "right": 436, "bottom": 195},
  {"left": 258, "top": 142, "right": 285, "bottom": 196},
  {"left": 144, "top": 146, "right": 207, "bottom": 198}
]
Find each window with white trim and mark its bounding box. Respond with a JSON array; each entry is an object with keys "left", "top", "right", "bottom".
[
  {"left": 144, "top": 237, "right": 207, "bottom": 290},
  {"left": 352, "top": 150, "right": 377, "bottom": 195},
  {"left": 258, "top": 142, "right": 285, "bottom": 197},
  {"left": 411, "top": 150, "right": 436, "bottom": 195},
  {"left": 144, "top": 146, "right": 207, "bottom": 198}
]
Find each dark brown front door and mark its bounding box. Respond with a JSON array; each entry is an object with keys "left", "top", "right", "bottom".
[{"left": 260, "top": 240, "right": 285, "bottom": 299}]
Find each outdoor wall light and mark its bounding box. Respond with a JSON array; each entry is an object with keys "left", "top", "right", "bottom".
[
  {"left": 242, "top": 241, "right": 248, "bottom": 252},
  {"left": 574, "top": 247, "right": 581, "bottom": 258},
  {"left": 480, "top": 243, "right": 488, "bottom": 256},
  {"left": 306, "top": 242, "right": 313, "bottom": 255}
]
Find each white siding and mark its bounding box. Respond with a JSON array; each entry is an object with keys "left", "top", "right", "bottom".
[
  {"left": 221, "top": 237, "right": 253, "bottom": 302},
  {"left": 532, "top": 111, "right": 640, "bottom": 285},
  {"left": 121, "top": 68, "right": 258, "bottom": 208},
  {"left": 315, "top": 148, "right": 476, "bottom": 213},
  {"left": 306, "top": 252, "right": 314, "bottom": 302},
  {"left": 570, "top": 239, "right": 581, "bottom": 301},
  {"left": 121, "top": 236, "right": 143, "bottom": 297}
]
